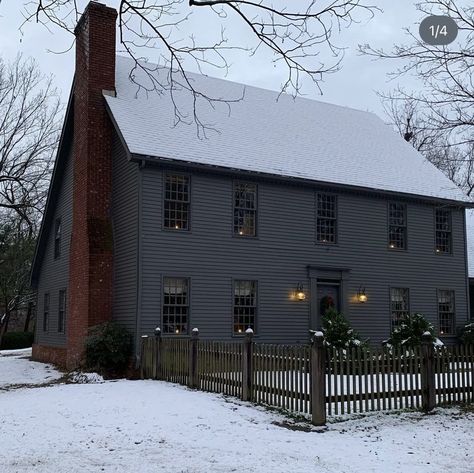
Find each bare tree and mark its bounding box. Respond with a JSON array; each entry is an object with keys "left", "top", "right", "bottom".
[
  {"left": 384, "top": 95, "right": 474, "bottom": 196},
  {"left": 360, "top": 0, "right": 474, "bottom": 194},
  {"left": 0, "top": 55, "right": 61, "bottom": 234},
  {"left": 23, "top": 0, "right": 378, "bottom": 133}
]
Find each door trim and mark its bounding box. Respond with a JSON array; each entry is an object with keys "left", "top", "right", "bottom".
[{"left": 307, "top": 266, "right": 351, "bottom": 331}]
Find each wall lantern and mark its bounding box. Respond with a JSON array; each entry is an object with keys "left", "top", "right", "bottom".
[
  {"left": 357, "top": 286, "right": 368, "bottom": 303},
  {"left": 295, "top": 283, "right": 306, "bottom": 301}
]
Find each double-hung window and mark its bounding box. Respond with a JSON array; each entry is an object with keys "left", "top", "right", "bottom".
[
  {"left": 233, "top": 280, "right": 257, "bottom": 334},
  {"left": 316, "top": 193, "right": 337, "bottom": 244},
  {"left": 388, "top": 203, "right": 407, "bottom": 250},
  {"left": 435, "top": 209, "right": 452, "bottom": 254},
  {"left": 163, "top": 277, "right": 189, "bottom": 334},
  {"left": 164, "top": 175, "right": 190, "bottom": 230},
  {"left": 234, "top": 183, "right": 257, "bottom": 236},
  {"left": 43, "top": 293, "right": 50, "bottom": 332},
  {"left": 58, "top": 289, "right": 66, "bottom": 333},
  {"left": 438, "top": 290, "right": 455, "bottom": 335},
  {"left": 390, "top": 288, "right": 409, "bottom": 329}
]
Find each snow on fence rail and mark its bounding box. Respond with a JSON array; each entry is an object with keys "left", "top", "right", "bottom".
[{"left": 139, "top": 330, "right": 474, "bottom": 426}]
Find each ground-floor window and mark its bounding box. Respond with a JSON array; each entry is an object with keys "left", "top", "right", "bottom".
[
  {"left": 58, "top": 289, "right": 66, "bottom": 333},
  {"left": 438, "top": 289, "right": 455, "bottom": 335},
  {"left": 43, "top": 293, "right": 50, "bottom": 332},
  {"left": 233, "top": 280, "right": 257, "bottom": 334},
  {"left": 163, "top": 277, "right": 189, "bottom": 335},
  {"left": 390, "top": 287, "right": 409, "bottom": 330}
]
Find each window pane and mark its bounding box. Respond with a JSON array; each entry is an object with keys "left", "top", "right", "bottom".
[
  {"left": 164, "top": 175, "right": 190, "bottom": 230},
  {"left": 233, "top": 280, "right": 257, "bottom": 334},
  {"left": 388, "top": 203, "right": 406, "bottom": 249},
  {"left": 234, "top": 183, "right": 257, "bottom": 236},
  {"left": 163, "top": 277, "right": 189, "bottom": 334},
  {"left": 435, "top": 209, "right": 452, "bottom": 253},
  {"left": 390, "top": 288, "right": 409, "bottom": 329},
  {"left": 438, "top": 290, "right": 455, "bottom": 335},
  {"left": 316, "top": 194, "right": 337, "bottom": 243}
]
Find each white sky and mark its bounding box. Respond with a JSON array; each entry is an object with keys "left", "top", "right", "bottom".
[{"left": 0, "top": 1, "right": 433, "bottom": 116}]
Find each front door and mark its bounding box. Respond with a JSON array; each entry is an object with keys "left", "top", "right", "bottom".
[{"left": 317, "top": 283, "right": 340, "bottom": 318}]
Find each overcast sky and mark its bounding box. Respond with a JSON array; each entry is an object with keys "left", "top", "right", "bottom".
[{"left": 0, "top": 1, "right": 431, "bottom": 117}]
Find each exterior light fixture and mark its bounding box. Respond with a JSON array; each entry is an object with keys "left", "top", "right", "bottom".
[
  {"left": 357, "top": 286, "right": 368, "bottom": 303},
  {"left": 295, "top": 283, "right": 306, "bottom": 301}
]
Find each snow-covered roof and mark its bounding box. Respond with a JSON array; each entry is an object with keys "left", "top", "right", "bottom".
[
  {"left": 466, "top": 210, "right": 474, "bottom": 277},
  {"left": 105, "top": 56, "right": 470, "bottom": 203}
]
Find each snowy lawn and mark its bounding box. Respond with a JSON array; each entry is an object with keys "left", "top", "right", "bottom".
[
  {"left": 0, "top": 348, "right": 63, "bottom": 389},
  {"left": 0, "top": 355, "right": 472, "bottom": 472}
]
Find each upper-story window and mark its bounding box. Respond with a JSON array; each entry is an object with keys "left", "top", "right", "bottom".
[
  {"left": 164, "top": 175, "right": 190, "bottom": 230},
  {"left": 54, "top": 218, "right": 62, "bottom": 259},
  {"left": 438, "top": 289, "right": 455, "bottom": 335},
  {"left": 435, "top": 209, "right": 452, "bottom": 254},
  {"left": 58, "top": 289, "right": 66, "bottom": 334},
  {"left": 163, "top": 277, "right": 189, "bottom": 335},
  {"left": 316, "top": 193, "right": 337, "bottom": 244},
  {"left": 233, "top": 280, "right": 257, "bottom": 334},
  {"left": 388, "top": 203, "right": 407, "bottom": 250},
  {"left": 390, "top": 287, "right": 409, "bottom": 330},
  {"left": 234, "top": 183, "right": 257, "bottom": 236},
  {"left": 43, "top": 293, "right": 50, "bottom": 332}
]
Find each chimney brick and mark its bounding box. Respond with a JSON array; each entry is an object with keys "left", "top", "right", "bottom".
[{"left": 67, "top": 1, "right": 117, "bottom": 369}]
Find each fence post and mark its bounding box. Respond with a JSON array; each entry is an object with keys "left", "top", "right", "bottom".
[
  {"left": 154, "top": 327, "right": 162, "bottom": 380},
  {"left": 421, "top": 332, "right": 435, "bottom": 412},
  {"left": 188, "top": 328, "right": 199, "bottom": 389},
  {"left": 242, "top": 328, "right": 254, "bottom": 401},
  {"left": 310, "top": 331, "right": 326, "bottom": 426},
  {"left": 140, "top": 335, "right": 148, "bottom": 379}
]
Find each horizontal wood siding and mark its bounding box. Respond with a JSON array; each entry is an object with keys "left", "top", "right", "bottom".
[
  {"left": 139, "top": 166, "right": 468, "bottom": 344},
  {"left": 36, "top": 145, "right": 73, "bottom": 347},
  {"left": 111, "top": 133, "right": 139, "bottom": 334}
]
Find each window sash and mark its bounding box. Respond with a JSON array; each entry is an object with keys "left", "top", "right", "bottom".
[
  {"left": 162, "top": 277, "right": 189, "bottom": 334},
  {"left": 435, "top": 209, "right": 452, "bottom": 253},
  {"left": 438, "top": 289, "right": 455, "bottom": 335},
  {"left": 58, "top": 290, "right": 66, "bottom": 333},
  {"left": 316, "top": 194, "right": 337, "bottom": 244},
  {"left": 54, "top": 218, "right": 61, "bottom": 259},
  {"left": 164, "top": 175, "right": 190, "bottom": 230},
  {"left": 388, "top": 203, "right": 406, "bottom": 249},
  {"left": 233, "top": 280, "right": 257, "bottom": 334},
  {"left": 233, "top": 183, "right": 257, "bottom": 236},
  {"left": 43, "top": 293, "right": 50, "bottom": 332},
  {"left": 390, "top": 288, "right": 409, "bottom": 329}
]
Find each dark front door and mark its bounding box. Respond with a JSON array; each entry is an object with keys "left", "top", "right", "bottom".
[{"left": 317, "top": 283, "right": 340, "bottom": 317}]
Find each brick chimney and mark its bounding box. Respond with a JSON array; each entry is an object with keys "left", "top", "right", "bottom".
[{"left": 67, "top": 1, "right": 117, "bottom": 368}]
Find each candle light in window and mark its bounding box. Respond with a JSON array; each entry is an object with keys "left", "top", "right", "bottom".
[
  {"left": 389, "top": 243, "right": 395, "bottom": 249},
  {"left": 175, "top": 328, "right": 180, "bottom": 334},
  {"left": 239, "top": 231, "right": 243, "bottom": 235},
  {"left": 238, "top": 328, "right": 242, "bottom": 333},
  {"left": 175, "top": 225, "right": 180, "bottom": 229},
  {"left": 436, "top": 248, "right": 440, "bottom": 253}
]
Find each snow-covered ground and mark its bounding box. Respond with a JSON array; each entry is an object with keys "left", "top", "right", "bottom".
[
  {"left": 0, "top": 348, "right": 63, "bottom": 389},
  {"left": 0, "top": 351, "right": 472, "bottom": 472}
]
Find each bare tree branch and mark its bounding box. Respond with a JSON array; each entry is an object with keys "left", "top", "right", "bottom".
[
  {"left": 0, "top": 55, "right": 61, "bottom": 233},
  {"left": 22, "top": 0, "right": 379, "bottom": 134}
]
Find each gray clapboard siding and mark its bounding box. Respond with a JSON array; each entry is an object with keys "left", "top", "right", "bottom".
[
  {"left": 35, "top": 145, "right": 73, "bottom": 347},
  {"left": 138, "top": 165, "right": 468, "bottom": 345},
  {"left": 111, "top": 133, "right": 139, "bottom": 334}
]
